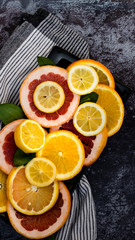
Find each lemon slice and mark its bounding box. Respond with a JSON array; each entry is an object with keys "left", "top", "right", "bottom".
[
  {"left": 6, "top": 166, "right": 59, "bottom": 215},
  {"left": 73, "top": 102, "right": 107, "bottom": 136},
  {"left": 14, "top": 119, "right": 45, "bottom": 153},
  {"left": 37, "top": 130, "right": 85, "bottom": 180},
  {"left": 25, "top": 157, "right": 57, "bottom": 187},
  {"left": 67, "top": 59, "right": 115, "bottom": 88},
  {"left": 67, "top": 65, "right": 99, "bottom": 95},
  {"left": 33, "top": 81, "right": 65, "bottom": 113}
]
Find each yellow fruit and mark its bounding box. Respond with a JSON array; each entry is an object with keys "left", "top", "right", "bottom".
[
  {"left": 73, "top": 102, "right": 107, "bottom": 136},
  {"left": 0, "top": 169, "right": 7, "bottom": 213},
  {"left": 33, "top": 81, "right": 65, "bottom": 113},
  {"left": 25, "top": 157, "right": 57, "bottom": 187},
  {"left": 6, "top": 166, "right": 59, "bottom": 215},
  {"left": 14, "top": 119, "right": 45, "bottom": 153},
  {"left": 37, "top": 130, "right": 85, "bottom": 180},
  {"left": 67, "top": 64, "right": 99, "bottom": 95},
  {"left": 94, "top": 84, "right": 124, "bottom": 136},
  {"left": 67, "top": 59, "right": 115, "bottom": 88}
]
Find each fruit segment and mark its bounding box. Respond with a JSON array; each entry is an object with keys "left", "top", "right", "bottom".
[
  {"left": 7, "top": 182, "right": 71, "bottom": 239},
  {"left": 67, "top": 65, "right": 99, "bottom": 95},
  {"left": 25, "top": 157, "right": 57, "bottom": 187},
  {"left": 73, "top": 102, "right": 107, "bottom": 136},
  {"left": 33, "top": 81, "right": 65, "bottom": 113},
  {"left": 6, "top": 166, "right": 59, "bottom": 215},
  {"left": 94, "top": 84, "right": 124, "bottom": 136},
  {"left": 20, "top": 66, "right": 80, "bottom": 127},
  {"left": 37, "top": 130, "right": 85, "bottom": 180},
  {"left": 14, "top": 119, "right": 46, "bottom": 153},
  {"left": 0, "top": 119, "right": 24, "bottom": 174},
  {"left": 0, "top": 169, "right": 7, "bottom": 213},
  {"left": 67, "top": 59, "right": 115, "bottom": 88}
]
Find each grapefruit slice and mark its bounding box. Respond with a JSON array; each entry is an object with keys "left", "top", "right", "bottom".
[
  {"left": 20, "top": 66, "right": 80, "bottom": 128},
  {"left": 0, "top": 119, "right": 24, "bottom": 174},
  {"left": 7, "top": 182, "right": 71, "bottom": 239},
  {"left": 50, "top": 119, "right": 108, "bottom": 166}
]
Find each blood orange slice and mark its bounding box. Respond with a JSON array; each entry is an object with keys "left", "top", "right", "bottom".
[
  {"left": 7, "top": 182, "right": 71, "bottom": 239},
  {"left": 50, "top": 119, "right": 108, "bottom": 166},
  {"left": 0, "top": 119, "right": 24, "bottom": 174},
  {"left": 20, "top": 66, "right": 80, "bottom": 128}
]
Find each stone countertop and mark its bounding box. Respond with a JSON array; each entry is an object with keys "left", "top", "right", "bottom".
[{"left": 0, "top": 0, "right": 135, "bottom": 239}]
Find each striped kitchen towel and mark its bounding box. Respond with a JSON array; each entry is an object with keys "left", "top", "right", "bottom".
[{"left": 0, "top": 9, "right": 97, "bottom": 240}]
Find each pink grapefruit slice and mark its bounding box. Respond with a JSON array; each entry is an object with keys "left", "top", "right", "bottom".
[
  {"left": 0, "top": 119, "right": 24, "bottom": 174},
  {"left": 20, "top": 66, "right": 80, "bottom": 128},
  {"left": 7, "top": 182, "right": 71, "bottom": 239},
  {"left": 50, "top": 119, "right": 108, "bottom": 166}
]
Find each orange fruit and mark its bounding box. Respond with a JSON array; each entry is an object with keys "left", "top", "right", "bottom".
[
  {"left": 0, "top": 119, "right": 24, "bottom": 174},
  {"left": 0, "top": 169, "right": 7, "bottom": 213},
  {"left": 37, "top": 130, "right": 85, "bottom": 180},
  {"left": 7, "top": 182, "right": 71, "bottom": 239},
  {"left": 94, "top": 84, "right": 124, "bottom": 136},
  {"left": 67, "top": 59, "right": 115, "bottom": 88},
  {"left": 50, "top": 119, "right": 108, "bottom": 166},
  {"left": 14, "top": 119, "right": 46, "bottom": 153},
  {"left": 20, "top": 66, "right": 80, "bottom": 128},
  {"left": 25, "top": 157, "right": 57, "bottom": 187},
  {"left": 6, "top": 166, "right": 59, "bottom": 215}
]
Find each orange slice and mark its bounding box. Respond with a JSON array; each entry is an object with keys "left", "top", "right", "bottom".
[
  {"left": 94, "top": 84, "right": 124, "bottom": 136},
  {"left": 14, "top": 119, "right": 46, "bottom": 153},
  {"left": 25, "top": 157, "right": 57, "bottom": 187},
  {"left": 7, "top": 182, "right": 71, "bottom": 239},
  {"left": 37, "top": 130, "right": 85, "bottom": 180},
  {"left": 6, "top": 166, "right": 59, "bottom": 215},
  {"left": 67, "top": 59, "right": 115, "bottom": 88},
  {"left": 0, "top": 169, "right": 7, "bottom": 213},
  {"left": 50, "top": 123, "right": 108, "bottom": 166}
]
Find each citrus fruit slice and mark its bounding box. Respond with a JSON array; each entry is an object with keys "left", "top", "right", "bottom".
[
  {"left": 94, "top": 84, "right": 124, "bottom": 136},
  {"left": 50, "top": 119, "right": 108, "bottom": 166},
  {"left": 67, "top": 59, "right": 115, "bottom": 88},
  {"left": 0, "top": 119, "right": 24, "bottom": 174},
  {"left": 67, "top": 64, "right": 99, "bottom": 95},
  {"left": 73, "top": 102, "right": 107, "bottom": 136},
  {"left": 7, "top": 182, "right": 71, "bottom": 239},
  {"left": 37, "top": 130, "right": 85, "bottom": 180},
  {"left": 0, "top": 169, "right": 7, "bottom": 213},
  {"left": 25, "top": 157, "right": 57, "bottom": 187},
  {"left": 33, "top": 81, "right": 65, "bottom": 113},
  {"left": 14, "top": 119, "right": 46, "bottom": 153},
  {"left": 20, "top": 66, "right": 80, "bottom": 127},
  {"left": 6, "top": 166, "right": 59, "bottom": 215}
]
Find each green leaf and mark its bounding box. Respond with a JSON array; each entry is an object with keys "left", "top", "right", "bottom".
[
  {"left": 0, "top": 103, "right": 26, "bottom": 125},
  {"left": 37, "top": 56, "right": 56, "bottom": 66},
  {"left": 79, "top": 92, "right": 98, "bottom": 105},
  {"left": 13, "top": 149, "right": 35, "bottom": 167}
]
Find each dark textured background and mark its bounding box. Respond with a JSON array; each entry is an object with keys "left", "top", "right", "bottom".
[{"left": 0, "top": 0, "right": 135, "bottom": 239}]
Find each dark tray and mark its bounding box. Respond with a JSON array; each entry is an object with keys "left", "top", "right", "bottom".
[{"left": 0, "top": 46, "right": 132, "bottom": 225}]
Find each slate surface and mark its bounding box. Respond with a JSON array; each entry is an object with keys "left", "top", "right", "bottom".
[{"left": 0, "top": 1, "right": 135, "bottom": 239}]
